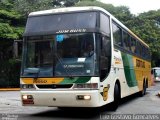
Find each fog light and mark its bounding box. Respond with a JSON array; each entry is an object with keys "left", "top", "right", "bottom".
[
  {"left": 77, "top": 95, "right": 91, "bottom": 100},
  {"left": 84, "top": 95, "right": 91, "bottom": 100}
]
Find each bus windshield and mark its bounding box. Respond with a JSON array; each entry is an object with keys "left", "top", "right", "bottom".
[
  {"left": 22, "top": 33, "right": 99, "bottom": 77},
  {"left": 154, "top": 69, "right": 160, "bottom": 77},
  {"left": 24, "top": 12, "right": 97, "bottom": 36}
]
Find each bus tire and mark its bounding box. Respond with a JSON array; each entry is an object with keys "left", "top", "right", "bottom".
[
  {"left": 111, "top": 83, "right": 120, "bottom": 111},
  {"left": 139, "top": 80, "right": 147, "bottom": 97}
]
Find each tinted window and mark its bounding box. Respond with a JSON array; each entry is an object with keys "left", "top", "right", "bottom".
[
  {"left": 144, "top": 47, "right": 148, "bottom": 59},
  {"left": 100, "top": 13, "right": 110, "bottom": 36},
  {"left": 24, "top": 12, "right": 97, "bottom": 36},
  {"left": 146, "top": 48, "right": 151, "bottom": 60},
  {"left": 57, "top": 33, "right": 94, "bottom": 58},
  {"left": 112, "top": 22, "right": 122, "bottom": 46},
  {"left": 136, "top": 42, "right": 142, "bottom": 56},
  {"left": 142, "top": 45, "right": 145, "bottom": 57},
  {"left": 100, "top": 35, "right": 111, "bottom": 80},
  {"left": 131, "top": 37, "right": 136, "bottom": 53},
  {"left": 22, "top": 33, "right": 99, "bottom": 77},
  {"left": 123, "top": 31, "right": 131, "bottom": 51},
  {"left": 22, "top": 37, "right": 54, "bottom": 77}
]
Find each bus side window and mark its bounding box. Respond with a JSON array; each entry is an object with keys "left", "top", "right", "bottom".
[
  {"left": 131, "top": 37, "right": 136, "bottom": 53},
  {"left": 123, "top": 31, "right": 131, "bottom": 51},
  {"left": 112, "top": 22, "right": 122, "bottom": 47},
  {"left": 100, "top": 36, "right": 111, "bottom": 81}
]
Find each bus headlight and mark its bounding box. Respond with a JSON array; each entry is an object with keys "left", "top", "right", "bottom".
[
  {"left": 156, "top": 77, "right": 160, "bottom": 80},
  {"left": 22, "top": 95, "right": 28, "bottom": 100},
  {"left": 21, "top": 84, "right": 35, "bottom": 89},
  {"left": 22, "top": 95, "right": 33, "bottom": 100},
  {"left": 73, "top": 83, "right": 98, "bottom": 89},
  {"left": 22, "top": 95, "right": 34, "bottom": 104}
]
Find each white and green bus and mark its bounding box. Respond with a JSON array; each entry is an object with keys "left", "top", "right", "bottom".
[{"left": 21, "top": 6, "right": 151, "bottom": 110}]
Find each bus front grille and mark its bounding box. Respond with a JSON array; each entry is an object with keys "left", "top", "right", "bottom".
[{"left": 36, "top": 84, "right": 73, "bottom": 89}]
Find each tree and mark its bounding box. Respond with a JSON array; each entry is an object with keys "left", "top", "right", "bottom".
[
  {"left": 14, "top": 0, "right": 81, "bottom": 17},
  {"left": 0, "top": 0, "right": 24, "bottom": 88},
  {"left": 75, "top": 0, "right": 134, "bottom": 25},
  {"left": 0, "top": 0, "right": 24, "bottom": 39},
  {"left": 14, "top": 0, "right": 54, "bottom": 17},
  {"left": 129, "top": 10, "right": 160, "bottom": 66}
]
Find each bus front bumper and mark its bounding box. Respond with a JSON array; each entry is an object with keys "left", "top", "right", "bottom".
[{"left": 21, "top": 90, "right": 100, "bottom": 107}]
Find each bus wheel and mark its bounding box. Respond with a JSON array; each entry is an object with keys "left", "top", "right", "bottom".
[
  {"left": 111, "top": 83, "right": 120, "bottom": 111},
  {"left": 139, "top": 81, "right": 146, "bottom": 97}
]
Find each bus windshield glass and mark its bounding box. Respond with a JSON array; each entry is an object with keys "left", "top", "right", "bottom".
[
  {"left": 155, "top": 69, "right": 160, "bottom": 77},
  {"left": 22, "top": 33, "right": 98, "bottom": 77},
  {"left": 24, "top": 12, "right": 97, "bottom": 36}
]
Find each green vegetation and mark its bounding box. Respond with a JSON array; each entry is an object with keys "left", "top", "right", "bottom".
[
  {"left": 0, "top": 0, "right": 160, "bottom": 87},
  {"left": 0, "top": 0, "right": 24, "bottom": 87}
]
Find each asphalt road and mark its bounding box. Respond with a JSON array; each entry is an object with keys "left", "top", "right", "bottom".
[{"left": 0, "top": 82, "right": 160, "bottom": 120}]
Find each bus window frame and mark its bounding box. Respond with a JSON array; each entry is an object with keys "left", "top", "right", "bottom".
[
  {"left": 97, "top": 12, "right": 112, "bottom": 82},
  {"left": 111, "top": 20, "right": 151, "bottom": 62},
  {"left": 122, "top": 30, "right": 131, "bottom": 51},
  {"left": 112, "top": 21, "right": 123, "bottom": 47}
]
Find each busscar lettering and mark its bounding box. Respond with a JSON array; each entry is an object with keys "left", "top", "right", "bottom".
[
  {"left": 56, "top": 30, "right": 69, "bottom": 34},
  {"left": 56, "top": 29, "right": 86, "bottom": 34}
]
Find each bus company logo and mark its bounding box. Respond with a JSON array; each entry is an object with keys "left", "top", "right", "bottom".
[
  {"left": 56, "top": 29, "right": 86, "bottom": 34},
  {"left": 114, "top": 56, "right": 122, "bottom": 64},
  {"left": 33, "top": 79, "right": 47, "bottom": 84}
]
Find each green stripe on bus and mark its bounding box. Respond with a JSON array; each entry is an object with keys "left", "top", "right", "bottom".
[
  {"left": 60, "top": 77, "right": 91, "bottom": 84},
  {"left": 74, "top": 77, "right": 91, "bottom": 83},
  {"left": 121, "top": 52, "right": 137, "bottom": 87}
]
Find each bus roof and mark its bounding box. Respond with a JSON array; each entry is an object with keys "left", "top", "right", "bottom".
[
  {"left": 29, "top": 6, "right": 149, "bottom": 48},
  {"left": 29, "top": 6, "right": 109, "bottom": 16},
  {"left": 152, "top": 67, "right": 160, "bottom": 70}
]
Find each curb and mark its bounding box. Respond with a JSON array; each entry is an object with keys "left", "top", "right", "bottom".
[{"left": 0, "top": 88, "right": 20, "bottom": 91}]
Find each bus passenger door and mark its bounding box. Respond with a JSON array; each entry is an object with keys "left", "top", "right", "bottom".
[{"left": 100, "top": 36, "right": 111, "bottom": 81}]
